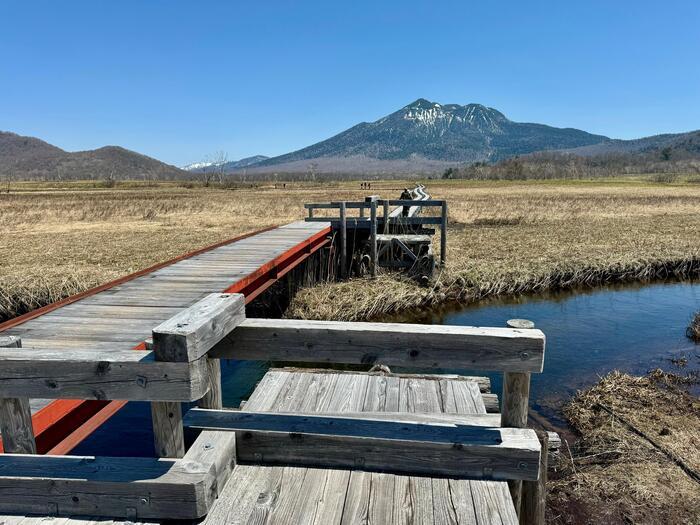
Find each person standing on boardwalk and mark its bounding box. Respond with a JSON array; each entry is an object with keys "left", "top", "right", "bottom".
[{"left": 400, "top": 187, "right": 412, "bottom": 217}]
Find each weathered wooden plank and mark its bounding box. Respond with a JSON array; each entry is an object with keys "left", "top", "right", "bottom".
[
  {"left": 0, "top": 454, "right": 214, "bottom": 520},
  {"left": 0, "top": 348, "right": 208, "bottom": 401},
  {"left": 184, "top": 409, "right": 541, "bottom": 480},
  {"left": 278, "top": 366, "right": 491, "bottom": 393},
  {"left": 213, "top": 319, "right": 546, "bottom": 372},
  {"left": 153, "top": 293, "right": 246, "bottom": 363},
  {"left": 0, "top": 336, "right": 36, "bottom": 454}
]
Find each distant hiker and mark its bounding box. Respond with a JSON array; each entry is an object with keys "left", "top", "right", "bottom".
[{"left": 400, "top": 187, "right": 412, "bottom": 216}]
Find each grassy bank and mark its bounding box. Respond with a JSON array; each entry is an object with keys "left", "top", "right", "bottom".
[
  {"left": 550, "top": 370, "right": 700, "bottom": 524},
  {"left": 288, "top": 179, "right": 700, "bottom": 320},
  {"left": 2, "top": 177, "right": 700, "bottom": 322}
]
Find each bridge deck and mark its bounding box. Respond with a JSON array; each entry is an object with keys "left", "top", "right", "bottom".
[
  {"left": 0, "top": 221, "right": 330, "bottom": 453},
  {"left": 203, "top": 369, "right": 517, "bottom": 525}
]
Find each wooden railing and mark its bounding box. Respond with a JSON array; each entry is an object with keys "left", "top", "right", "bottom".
[
  {"left": 0, "top": 293, "right": 549, "bottom": 523},
  {"left": 304, "top": 185, "right": 447, "bottom": 276}
]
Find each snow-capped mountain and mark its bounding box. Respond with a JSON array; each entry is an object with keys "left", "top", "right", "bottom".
[
  {"left": 243, "top": 98, "right": 609, "bottom": 172},
  {"left": 183, "top": 155, "right": 269, "bottom": 172},
  {"left": 182, "top": 161, "right": 218, "bottom": 171}
]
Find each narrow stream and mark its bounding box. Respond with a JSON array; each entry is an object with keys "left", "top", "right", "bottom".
[
  {"left": 403, "top": 280, "right": 700, "bottom": 429},
  {"left": 74, "top": 280, "right": 699, "bottom": 456}
]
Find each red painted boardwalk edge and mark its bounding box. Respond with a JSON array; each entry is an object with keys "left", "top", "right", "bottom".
[{"left": 0, "top": 223, "right": 331, "bottom": 454}]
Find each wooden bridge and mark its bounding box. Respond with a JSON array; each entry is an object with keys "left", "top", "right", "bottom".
[{"left": 0, "top": 190, "right": 552, "bottom": 524}]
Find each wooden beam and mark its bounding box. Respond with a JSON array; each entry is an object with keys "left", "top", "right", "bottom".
[
  {"left": 184, "top": 409, "right": 541, "bottom": 481},
  {"left": 0, "top": 336, "right": 36, "bottom": 454},
  {"left": 0, "top": 454, "right": 215, "bottom": 520},
  {"left": 211, "top": 319, "right": 546, "bottom": 373},
  {"left": 152, "top": 293, "right": 246, "bottom": 363},
  {"left": 0, "top": 348, "right": 209, "bottom": 401}
]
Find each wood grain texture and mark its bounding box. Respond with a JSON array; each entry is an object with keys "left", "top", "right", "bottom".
[
  {"left": 0, "top": 335, "right": 36, "bottom": 454},
  {"left": 184, "top": 409, "right": 540, "bottom": 482},
  {"left": 0, "top": 454, "right": 214, "bottom": 520},
  {"left": 520, "top": 431, "right": 548, "bottom": 525},
  {"left": 0, "top": 348, "right": 209, "bottom": 401},
  {"left": 201, "top": 369, "right": 521, "bottom": 524},
  {"left": 213, "top": 318, "right": 546, "bottom": 372},
  {"left": 0, "top": 397, "right": 36, "bottom": 454},
  {"left": 151, "top": 401, "right": 185, "bottom": 458},
  {"left": 153, "top": 293, "right": 245, "bottom": 362}
]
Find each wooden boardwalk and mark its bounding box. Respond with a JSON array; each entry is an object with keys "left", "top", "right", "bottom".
[
  {"left": 204, "top": 369, "right": 517, "bottom": 525},
  {"left": 0, "top": 369, "right": 517, "bottom": 525},
  {"left": 0, "top": 221, "right": 330, "bottom": 452},
  {"left": 0, "top": 188, "right": 549, "bottom": 524}
]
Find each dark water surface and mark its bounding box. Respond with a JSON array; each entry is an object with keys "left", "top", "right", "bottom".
[{"left": 74, "top": 280, "right": 699, "bottom": 456}]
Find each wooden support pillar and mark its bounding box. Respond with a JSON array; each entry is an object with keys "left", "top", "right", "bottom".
[
  {"left": 198, "top": 358, "right": 223, "bottom": 409},
  {"left": 151, "top": 401, "right": 185, "bottom": 458},
  {"left": 308, "top": 207, "right": 314, "bottom": 219},
  {"left": 370, "top": 201, "right": 377, "bottom": 277},
  {"left": 0, "top": 336, "right": 36, "bottom": 454},
  {"left": 339, "top": 201, "right": 347, "bottom": 279},
  {"left": 501, "top": 319, "right": 535, "bottom": 519},
  {"left": 520, "top": 430, "right": 548, "bottom": 525},
  {"left": 383, "top": 200, "right": 389, "bottom": 234},
  {"left": 440, "top": 200, "right": 448, "bottom": 266}
]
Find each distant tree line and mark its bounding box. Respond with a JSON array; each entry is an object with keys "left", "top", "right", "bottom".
[{"left": 442, "top": 149, "right": 700, "bottom": 181}]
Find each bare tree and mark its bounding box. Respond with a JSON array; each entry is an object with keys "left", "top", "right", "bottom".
[{"left": 212, "top": 150, "right": 228, "bottom": 184}]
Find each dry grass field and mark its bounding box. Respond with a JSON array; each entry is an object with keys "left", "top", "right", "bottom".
[{"left": 2, "top": 177, "right": 699, "bottom": 323}]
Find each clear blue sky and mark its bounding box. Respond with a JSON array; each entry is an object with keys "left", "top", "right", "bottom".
[{"left": 2, "top": 0, "right": 699, "bottom": 166}]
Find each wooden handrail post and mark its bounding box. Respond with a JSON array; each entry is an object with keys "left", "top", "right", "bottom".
[
  {"left": 440, "top": 200, "right": 448, "bottom": 266},
  {"left": 0, "top": 336, "right": 37, "bottom": 454},
  {"left": 370, "top": 201, "right": 378, "bottom": 277},
  {"left": 150, "top": 293, "right": 245, "bottom": 457},
  {"left": 383, "top": 200, "right": 389, "bottom": 234},
  {"left": 520, "top": 430, "right": 548, "bottom": 525},
  {"left": 340, "top": 201, "right": 347, "bottom": 279},
  {"left": 308, "top": 207, "right": 314, "bottom": 219},
  {"left": 501, "top": 319, "right": 535, "bottom": 519}
]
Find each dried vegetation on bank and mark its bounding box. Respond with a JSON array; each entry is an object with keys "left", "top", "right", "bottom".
[{"left": 549, "top": 370, "right": 700, "bottom": 525}]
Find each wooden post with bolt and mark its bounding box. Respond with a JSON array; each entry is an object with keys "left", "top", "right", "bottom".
[
  {"left": 340, "top": 201, "right": 347, "bottom": 279},
  {"left": 501, "top": 318, "right": 535, "bottom": 520},
  {"left": 370, "top": 200, "right": 378, "bottom": 277},
  {"left": 520, "top": 430, "right": 549, "bottom": 525}
]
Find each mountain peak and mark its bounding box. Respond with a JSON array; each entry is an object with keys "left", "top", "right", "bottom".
[{"left": 405, "top": 98, "right": 439, "bottom": 110}]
